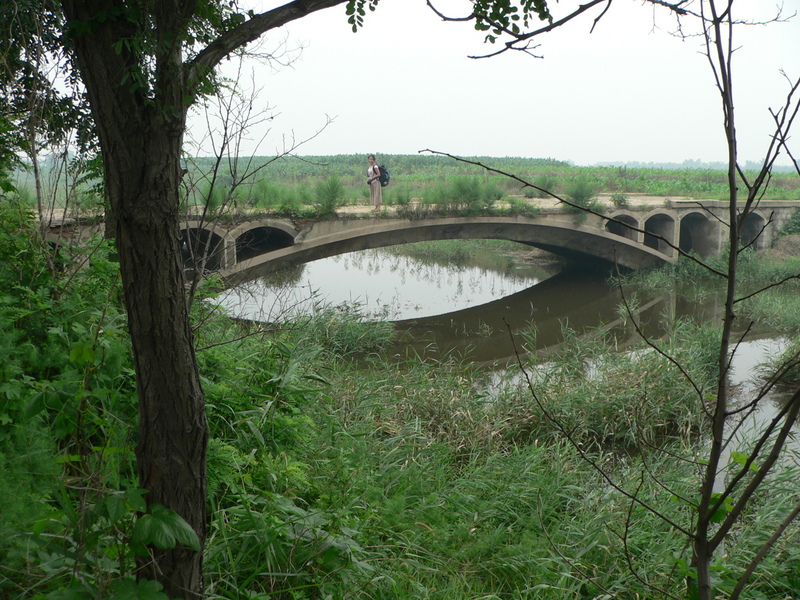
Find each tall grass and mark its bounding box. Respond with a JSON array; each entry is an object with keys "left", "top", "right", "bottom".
[
  {"left": 302, "top": 314, "right": 799, "bottom": 598},
  {"left": 4, "top": 197, "right": 800, "bottom": 600},
  {"left": 624, "top": 249, "right": 800, "bottom": 333}
]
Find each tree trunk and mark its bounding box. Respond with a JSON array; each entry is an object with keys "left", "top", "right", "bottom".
[
  {"left": 98, "top": 113, "right": 208, "bottom": 599},
  {"left": 112, "top": 137, "right": 208, "bottom": 599},
  {"left": 60, "top": 2, "right": 208, "bottom": 598}
]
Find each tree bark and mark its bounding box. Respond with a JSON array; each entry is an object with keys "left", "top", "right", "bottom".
[
  {"left": 57, "top": 1, "right": 351, "bottom": 597},
  {"left": 60, "top": 2, "right": 208, "bottom": 597}
]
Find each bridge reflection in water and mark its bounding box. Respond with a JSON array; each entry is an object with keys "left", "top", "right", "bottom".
[{"left": 390, "top": 267, "right": 704, "bottom": 366}]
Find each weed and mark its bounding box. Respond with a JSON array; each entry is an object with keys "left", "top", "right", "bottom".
[
  {"left": 524, "top": 173, "right": 558, "bottom": 198},
  {"left": 610, "top": 192, "right": 630, "bottom": 208},
  {"left": 564, "top": 173, "right": 596, "bottom": 211},
  {"left": 314, "top": 176, "right": 345, "bottom": 217}
]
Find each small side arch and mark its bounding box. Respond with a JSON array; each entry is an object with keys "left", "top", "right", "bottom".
[
  {"left": 740, "top": 211, "right": 768, "bottom": 250},
  {"left": 235, "top": 226, "right": 296, "bottom": 262},
  {"left": 181, "top": 226, "right": 225, "bottom": 271},
  {"left": 679, "top": 212, "right": 719, "bottom": 258},
  {"left": 605, "top": 214, "right": 639, "bottom": 242},
  {"left": 644, "top": 213, "right": 676, "bottom": 255}
]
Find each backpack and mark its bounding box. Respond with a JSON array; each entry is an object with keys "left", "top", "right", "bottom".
[{"left": 378, "top": 165, "right": 390, "bottom": 187}]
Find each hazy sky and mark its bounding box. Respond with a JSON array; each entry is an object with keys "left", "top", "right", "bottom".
[{"left": 189, "top": 0, "right": 800, "bottom": 166}]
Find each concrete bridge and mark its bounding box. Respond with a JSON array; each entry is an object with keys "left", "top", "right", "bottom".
[
  {"left": 184, "top": 198, "right": 798, "bottom": 285},
  {"left": 44, "top": 196, "right": 800, "bottom": 284}
]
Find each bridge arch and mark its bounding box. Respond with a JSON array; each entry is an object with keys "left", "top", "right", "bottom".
[
  {"left": 644, "top": 213, "right": 676, "bottom": 256},
  {"left": 740, "top": 211, "right": 768, "bottom": 250},
  {"left": 679, "top": 211, "right": 720, "bottom": 258},
  {"left": 229, "top": 220, "right": 298, "bottom": 262},
  {"left": 222, "top": 216, "right": 674, "bottom": 286},
  {"left": 605, "top": 213, "right": 639, "bottom": 242},
  {"left": 180, "top": 223, "right": 225, "bottom": 271}
]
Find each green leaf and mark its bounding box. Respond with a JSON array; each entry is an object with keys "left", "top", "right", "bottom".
[
  {"left": 132, "top": 504, "right": 200, "bottom": 551},
  {"left": 101, "top": 494, "right": 129, "bottom": 523},
  {"left": 153, "top": 504, "right": 201, "bottom": 550},
  {"left": 133, "top": 514, "right": 173, "bottom": 549},
  {"left": 730, "top": 451, "right": 758, "bottom": 472},
  {"left": 124, "top": 488, "right": 148, "bottom": 513},
  {"left": 55, "top": 453, "right": 82, "bottom": 464},
  {"left": 708, "top": 493, "right": 733, "bottom": 523},
  {"left": 108, "top": 578, "right": 169, "bottom": 600},
  {"left": 25, "top": 391, "right": 47, "bottom": 418},
  {"left": 69, "top": 341, "right": 96, "bottom": 365}
]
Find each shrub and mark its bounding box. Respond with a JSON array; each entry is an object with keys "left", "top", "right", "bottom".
[
  {"left": 524, "top": 173, "right": 558, "bottom": 198},
  {"left": 314, "top": 176, "right": 345, "bottom": 217},
  {"left": 610, "top": 192, "right": 629, "bottom": 208},
  {"left": 779, "top": 209, "right": 800, "bottom": 236},
  {"left": 565, "top": 174, "right": 596, "bottom": 208},
  {"left": 423, "top": 176, "right": 499, "bottom": 214},
  {"left": 387, "top": 185, "right": 411, "bottom": 206},
  {"left": 505, "top": 196, "right": 542, "bottom": 218}
]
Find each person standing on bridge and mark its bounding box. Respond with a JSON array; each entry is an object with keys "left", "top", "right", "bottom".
[{"left": 367, "top": 154, "right": 382, "bottom": 210}]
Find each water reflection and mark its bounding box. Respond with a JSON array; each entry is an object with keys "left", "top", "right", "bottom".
[
  {"left": 219, "top": 247, "right": 553, "bottom": 323},
  {"left": 219, "top": 245, "right": 798, "bottom": 438},
  {"left": 725, "top": 337, "right": 800, "bottom": 458},
  {"left": 392, "top": 268, "right": 675, "bottom": 364}
]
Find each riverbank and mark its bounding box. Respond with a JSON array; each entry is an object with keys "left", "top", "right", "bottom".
[{"left": 5, "top": 200, "right": 800, "bottom": 600}]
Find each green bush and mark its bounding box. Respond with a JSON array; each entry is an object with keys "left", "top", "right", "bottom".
[
  {"left": 0, "top": 199, "right": 144, "bottom": 599},
  {"left": 423, "top": 176, "right": 499, "bottom": 214},
  {"left": 386, "top": 184, "right": 411, "bottom": 206},
  {"left": 610, "top": 192, "right": 629, "bottom": 208},
  {"left": 314, "top": 176, "right": 345, "bottom": 217},
  {"left": 779, "top": 208, "right": 800, "bottom": 236},
  {"left": 565, "top": 174, "right": 596, "bottom": 209},
  {"left": 505, "top": 196, "right": 542, "bottom": 218},
  {"left": 524, "top": 173, "right": 558, "bottom": 198}
]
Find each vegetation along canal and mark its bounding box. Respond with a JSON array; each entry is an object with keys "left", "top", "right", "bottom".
[{"left": 219, "top": 239, "right": 793, "bottom": 373}]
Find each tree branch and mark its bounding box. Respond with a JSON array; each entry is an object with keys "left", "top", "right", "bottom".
[
  {"left": 187, "top": 0, "right": 348, "bottom": 92},
  {"left": 419, "top": 149, "right": 729, "bottom": 277}
]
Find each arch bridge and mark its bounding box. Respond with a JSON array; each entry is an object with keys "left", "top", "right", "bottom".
[{"left": 175, "top": 198, "right": 797, "bottom": 286}]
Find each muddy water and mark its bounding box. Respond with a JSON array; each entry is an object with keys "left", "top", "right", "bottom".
[
  {"left": 220, "top": 244, "right": 686, "bottom": 363},
  {"left": 218, "top": 243, "right": 765, "bottom": 367},
  {"left": 220, "top": 244, "right": 558, "bottom": 328}
]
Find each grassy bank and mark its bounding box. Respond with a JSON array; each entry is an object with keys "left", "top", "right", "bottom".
[
  {"left": 2, "top": 200, "right": 800, "bottom": 600},
  {"left": 622, "top": 235, "right": 800, "bottom": 333}
]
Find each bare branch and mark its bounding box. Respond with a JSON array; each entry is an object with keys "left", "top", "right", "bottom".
[
  {"left": 729, "top": 497, "right": 800, "bottom": 599},
  {"left": 187, "top": 0, "right": 348, "bottom": 92},
  {"left": 419, "top": 149, "right": 729, "bottom": 277}
]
